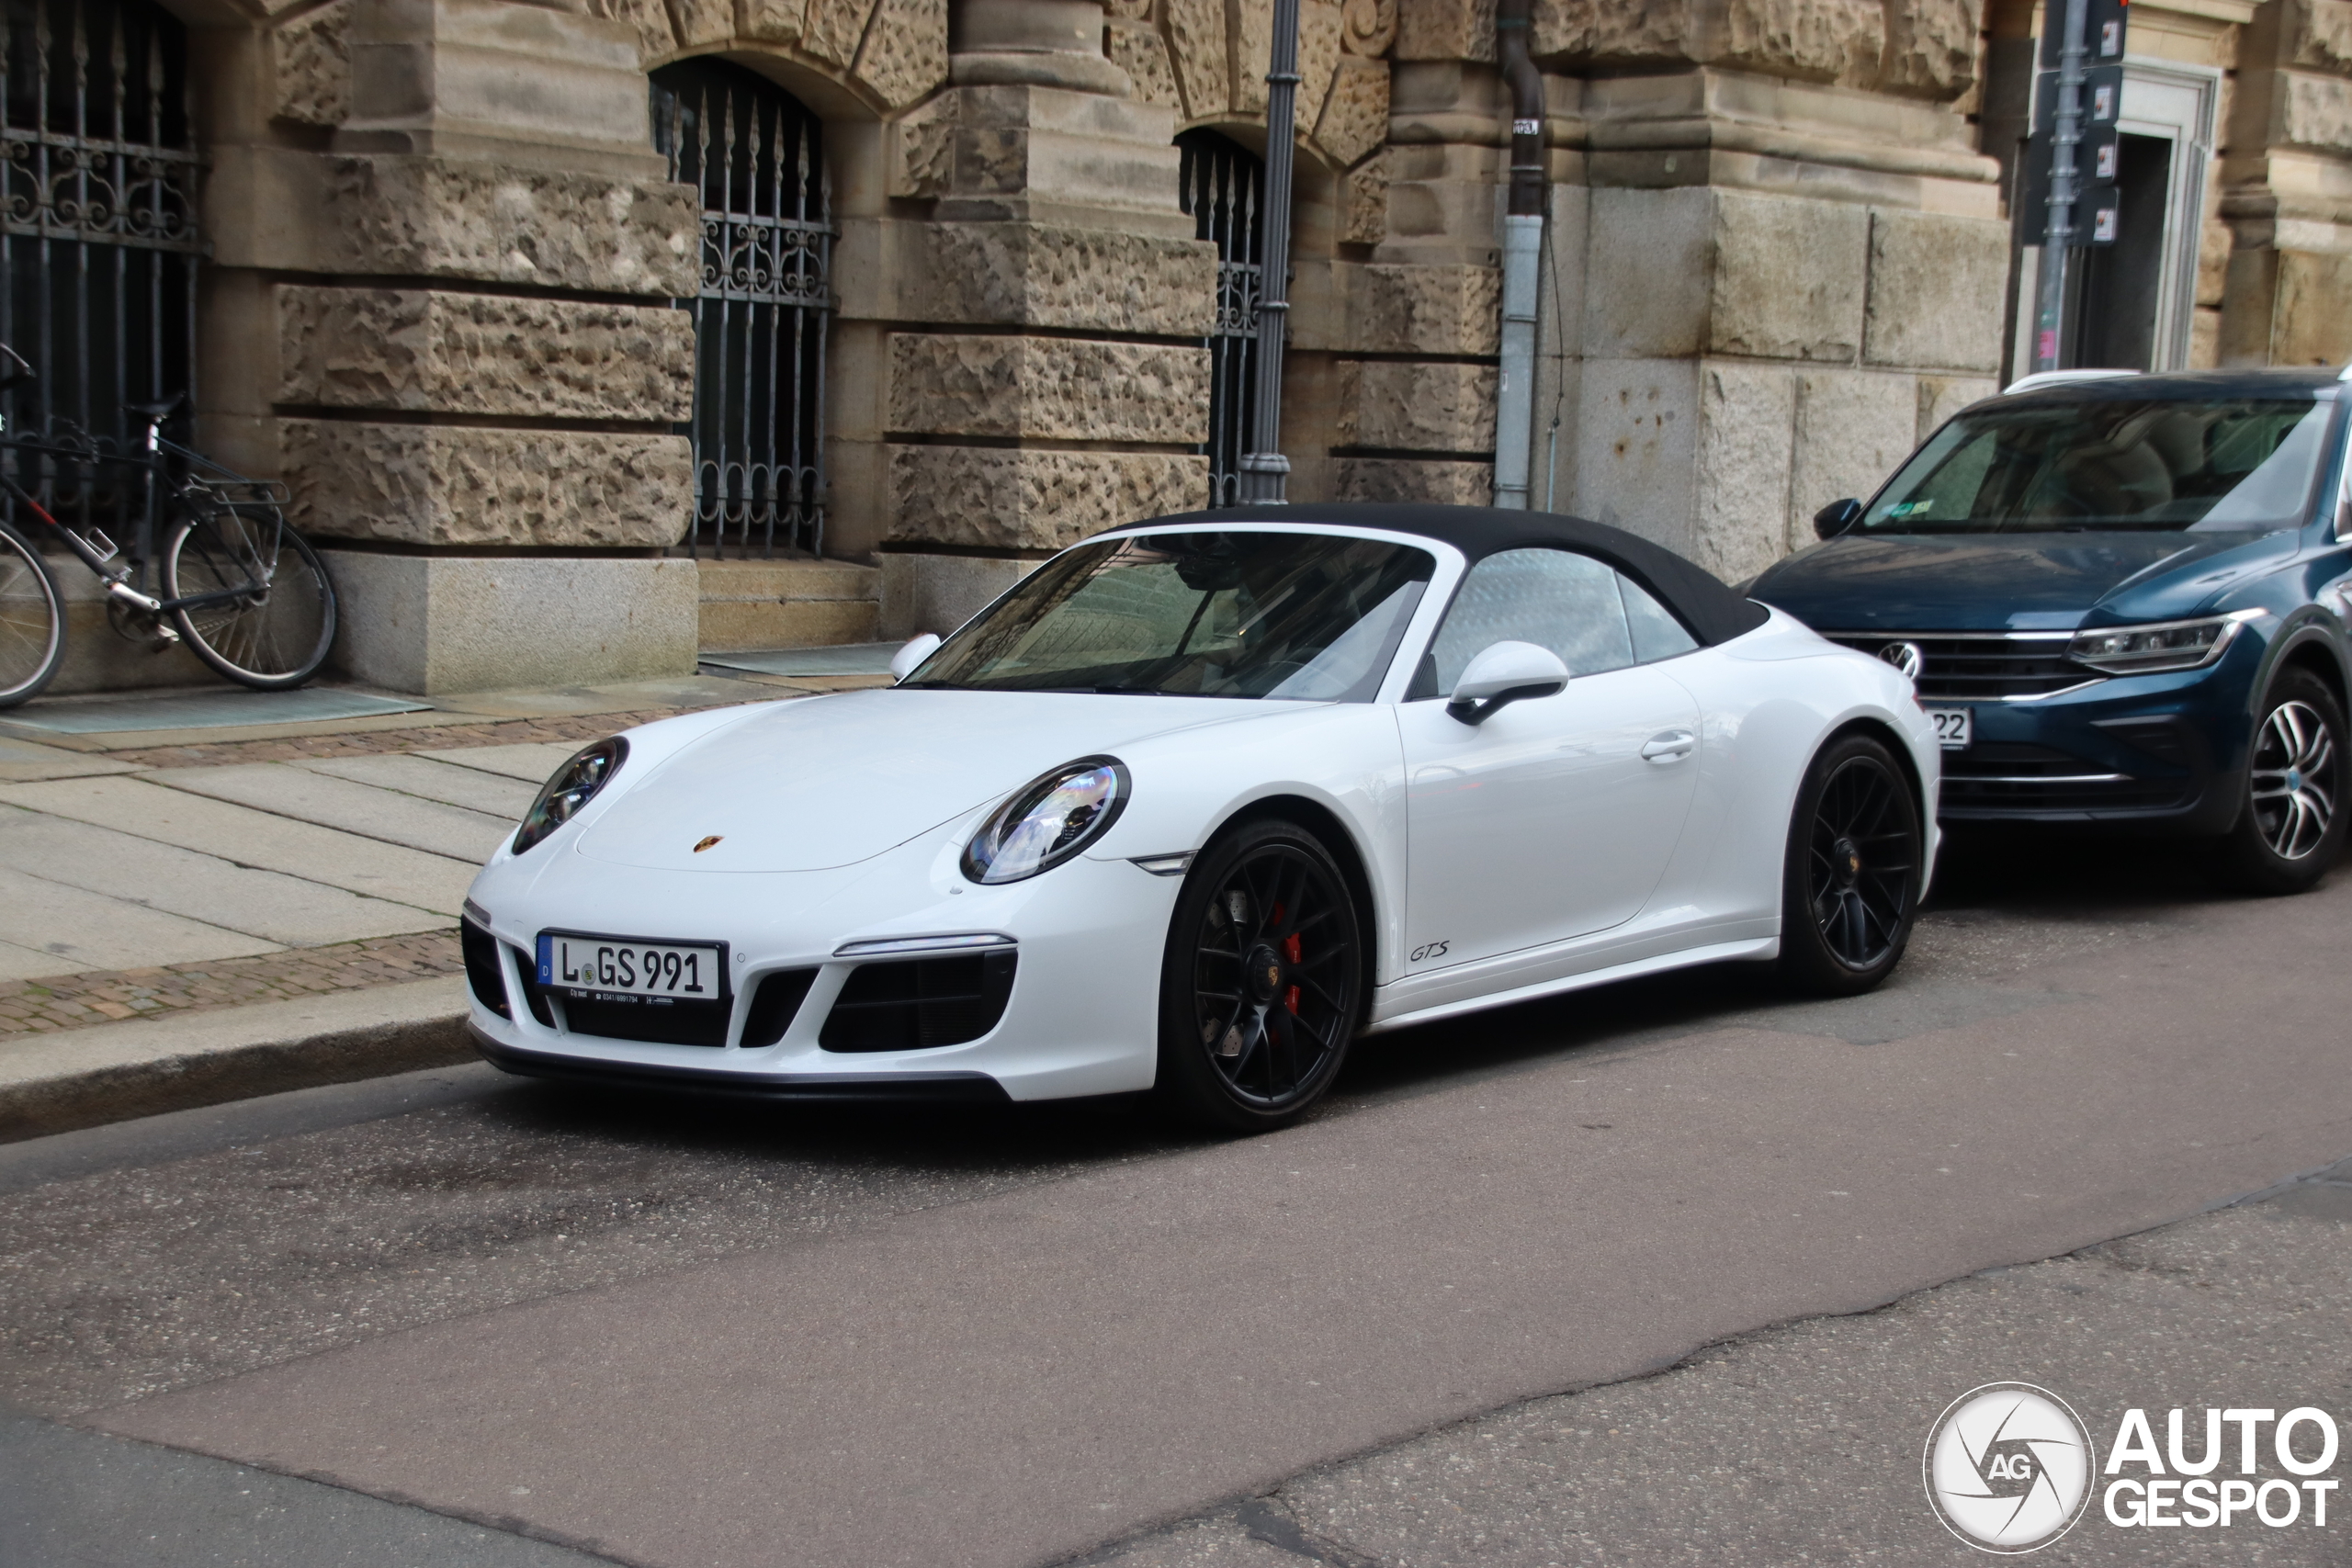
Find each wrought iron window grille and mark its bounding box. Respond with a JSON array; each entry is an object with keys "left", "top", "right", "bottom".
[
  {"left": 652, "top": 60, "right": 832, "bottom": 562},
  {"left": 0, "top": 0, "right": 201, "bottom": 551},
  {"left": 1178, "top": 130, "right": 1264, "bottom": 510}
]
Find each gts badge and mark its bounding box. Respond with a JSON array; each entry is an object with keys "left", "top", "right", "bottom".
[{"left": 1410, "top": 941, "right": 1450, "bottom": 963}]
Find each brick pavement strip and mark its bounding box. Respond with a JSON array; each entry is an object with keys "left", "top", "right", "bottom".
[
  {"left": 96, "top": 705, "right": 760, "bottom": 772},
  {"left": 0, "top": 932, "right": 462, "bottom": 1036}
]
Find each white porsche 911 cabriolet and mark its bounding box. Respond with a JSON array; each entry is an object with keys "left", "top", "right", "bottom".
[{"left": 461, "top": 505, "right": 1939, "bottom": 1130}]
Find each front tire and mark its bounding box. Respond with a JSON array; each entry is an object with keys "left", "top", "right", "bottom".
[
  {"left": 1154, "top": 819, "right": 1364, "bottom": 1134},
  {"left": 164, "top": 499, "right": 335, "bottom": 690},
  {"left": 2212, "top": 667, "right": 2346, "bottom": 896},
  {"left": 1777, "top": 732, "right": 1923, "bottom": 996}
]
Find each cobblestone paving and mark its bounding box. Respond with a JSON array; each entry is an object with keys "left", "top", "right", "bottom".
[
  {"left": 98, "top": 706, "right": 758, "bottom": 771},
  {"left": 0, "top": 932, "right": 461, "bottom": 1036}
]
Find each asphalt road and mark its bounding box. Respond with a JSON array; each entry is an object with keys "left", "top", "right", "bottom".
[{"left": 2, "top": 829, "right": 2347, "bottom": 1568}]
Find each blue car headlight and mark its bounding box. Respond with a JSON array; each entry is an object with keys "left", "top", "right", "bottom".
[
  {"left": 513, "top": 737, "right": 628, "bottom": 855},
  {"left": 962, "top": 757, "right": 1129, "bottom": 885},
  {"left": 2068, "top": 610, "right": 2260, "bottom": 675}
]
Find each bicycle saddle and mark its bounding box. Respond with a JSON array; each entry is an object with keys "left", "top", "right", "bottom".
[{"left": 126, "top": 393, "right": 187, "bottom": 420}]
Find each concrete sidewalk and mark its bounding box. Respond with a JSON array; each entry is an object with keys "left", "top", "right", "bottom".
[{"left": 0, "top": 669, "right": 887, "bottom": 1139}]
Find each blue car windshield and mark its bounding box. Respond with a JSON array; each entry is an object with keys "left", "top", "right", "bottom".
[
  {"left": 1864, "top": 396, "right": 2336, "bottom": 534},
  {"left": 902, "top": 531, "right": 1435, "bottom": 700}
]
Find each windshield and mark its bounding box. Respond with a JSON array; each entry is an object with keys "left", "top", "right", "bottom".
[
  {"left": 1863, "top": 396, "right": 2337, "bottom": 534},
  {"left": 904, "top": 530, "right": 1436, "bottom": 700}
]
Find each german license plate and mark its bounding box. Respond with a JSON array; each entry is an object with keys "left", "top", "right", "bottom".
[
  {"left": 537, "top": 931, "right": 727, "bottom": 1004},
  {"left": 1926, "top": 707, "right": 1973, "bottom": 750}
]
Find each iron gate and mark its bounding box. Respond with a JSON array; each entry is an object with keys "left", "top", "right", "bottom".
[
  {"left": 0, "top": 0, "right": 198, "bottom": 537},
  {"left": 652, "top": 59, "right": 831, "bottom": 560},
  {"left": 1178, "top": 130, "right": 1262, "bottom": 508}
]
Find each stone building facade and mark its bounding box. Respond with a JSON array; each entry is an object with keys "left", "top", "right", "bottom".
[{"left": 22, "top": 0, "right": 2352, "bottom": 692}]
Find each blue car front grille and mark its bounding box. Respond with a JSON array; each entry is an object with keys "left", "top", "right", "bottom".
[{"left": 1822, "top": 632, "right": 2101, "bottom": 701}]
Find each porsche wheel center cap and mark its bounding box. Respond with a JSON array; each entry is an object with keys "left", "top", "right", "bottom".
[
  {"left": 1833, "top": 836, "right": 1863, "bottom": 887},
  {"left": 1246, "top": 943, "right": 1286, "bottom": 1004}
]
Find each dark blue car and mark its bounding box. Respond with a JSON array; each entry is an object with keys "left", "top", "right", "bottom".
[{"left": 1750, "top": 367, "right": 2352, "bottom": 894}]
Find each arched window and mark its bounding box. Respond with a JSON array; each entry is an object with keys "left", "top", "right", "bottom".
[
  {"left": 1, "top": 0, "right": 198, "bottom": 531},
  {"left": 1177, "top": 130, "right": 1262, "bottom": 509},
  {"left": 651, "top": 60, "right": 831, "bottom": 559}
]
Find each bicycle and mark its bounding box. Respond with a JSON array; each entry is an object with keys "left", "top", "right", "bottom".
[{"left": 0, "top": 344, "right": 336, "bottom": 706}]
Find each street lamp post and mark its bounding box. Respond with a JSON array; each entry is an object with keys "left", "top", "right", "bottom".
[
  {"left": 2030, "top": 0, "right": 2090, "bottom": 373},
  {"left": 1237, "top": 0, "right": 1300, "bottom": 503}
]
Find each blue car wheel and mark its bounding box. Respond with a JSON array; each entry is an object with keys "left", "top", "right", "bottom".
[{"left": 2215, "top": 667, "right": 2346, "bottom": 894}]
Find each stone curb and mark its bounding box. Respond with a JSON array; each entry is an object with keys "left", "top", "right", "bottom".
[{"left": 0, "top": 976, "right": 472, "bottom": 1144}]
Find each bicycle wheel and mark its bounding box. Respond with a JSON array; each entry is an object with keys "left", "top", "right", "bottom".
[
  {"left": 163, "top": 497, "right": 335, "bottom": 689},
  {"left": 0, "top": 520, "right": 63, "bottom": 707}
]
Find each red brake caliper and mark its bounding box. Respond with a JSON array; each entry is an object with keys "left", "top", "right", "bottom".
[{"left": 1282, "top": 931, "right": 1302, "bottom": 1013}]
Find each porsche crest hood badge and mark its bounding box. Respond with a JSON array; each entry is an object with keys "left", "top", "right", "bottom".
[{"left": 693, "top": 835, "right": 723, "bottom": 853}]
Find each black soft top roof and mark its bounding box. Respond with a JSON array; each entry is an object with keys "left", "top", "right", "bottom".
[{"left": 1109, "top": 503, "right": 1772, "bottom": 648}]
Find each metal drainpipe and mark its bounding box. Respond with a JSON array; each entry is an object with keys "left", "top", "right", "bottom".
[
  {"left": 1493, "top": 0, "right": 1545, "bottom": 510},
  {"left": 1238, "top": 0, "right": 1302, "bottom": 502}
]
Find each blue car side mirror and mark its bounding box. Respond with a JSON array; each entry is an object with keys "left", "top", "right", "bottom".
[{"left": 1814, "top": 498, "right": 1862, "bottom": 539}]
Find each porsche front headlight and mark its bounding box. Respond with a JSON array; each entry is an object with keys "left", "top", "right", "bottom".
[
  {"left": 513, "top": 737, "right": 628, "bottom": 855},
  {"left": 962, "top": 757, "right": 1129, "bottom": 885},
  {"left": 2067, "top": 610, "right": 2260, "bottom": 675}
]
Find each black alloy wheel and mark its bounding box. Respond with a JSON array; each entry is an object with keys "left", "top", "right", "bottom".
[
  {"left": 1156, "top": 818, "right": 1364, "bottom": 1133},
  {"left": 1778, "top": 732, "right": 1922, "bottom": 995},
  {"left": 2214, "top": 667, "right": 2347, "bottom": 895}
]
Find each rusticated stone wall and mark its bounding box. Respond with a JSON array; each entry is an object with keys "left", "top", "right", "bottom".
[{"left": 2223, "top": 0, "right": 2352, "bottom": 366}]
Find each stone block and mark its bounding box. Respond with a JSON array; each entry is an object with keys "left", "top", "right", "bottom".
[
  {"left": 1163, "top": 0, "right": 1229, "bottom": 119},
  {"left": 887, "top": 447, "right": 1207, "bottom": 550},
  {"left": 272, "top": 0, "right": 353, "bottom": 127},
  {"left": 2275, "top": 249, "right": 2352, "bottom": 365},
  {"left": 282, "top": 423, "right": 693, "bottom": 547},
  {"left": 1571, "top": 359, "right": 1700, "bottom": 556},
  {"left": 1298, "top": 0, "right": 1347, "bottom": 135},
  {"left": 1232, "top": 0, "right": 1272, "bottom": 110},
  {"left": 879, "top": 553, "right": 1041, "bottom": 639},
  {"left": 1317, "top": 56, "right": 1391, "bottom": 168},
  {"left": 1718, "top": 0, "right": 1883, "bottom": 85},
  {"left": 1583, "top": 187, "right": 1714, "bottom": 359},
  {"left": 805, "top": 0, "right": 879, "bottom": 66},
  {"left": 854, "top": 0, "right": 949, "bottom": 109},
  {"left": 901, "top": 223, "right": 1218, "bottom": 335},
  {"left": 311, "top": 156, "right": 699, "bottom": 298},
  {"left": 321, "top": 552, "right": 698, "bottom": 694},
  {"left": 1333, "top": 457, "right": 1493, "bottom": 504},
  {"left": 1709, "top": 189, "right": 1867, "bottom": 361},
  {"left": 1792, "top": 368, "right": 1917, "bottom": 536},
  {"left": 1694, "top": 360, "right": 1795, "bottom": 582},
  {"left": 888, "top": 334, "right": 1209, "bottom": 444},
  {"left": 1107, "top": 19, "right": 1180, "bottom": 107},
  {"left": 1916, "top": 374, "right": 1996, "bottom": 442},
  {"left": 1344, "top": 263, "right": 1501, "bottom": 355},
  {"left": 1396, "top": 0, "right": 1494, "bottom": 62},
  {"left": 1862, "top": 209, "right": 2007, "bottom": 371},
  {"left": 600, "top": 0, "right": 678, "bottom": 60},
  {"left": 738, "top": 0, "right": 810, "bottom": 43},
  {"left": 1534, "top": 0, "right": 1686, "bottom": 63},
  {"left": 1335, "top": 360, "right": 1497, "bottom": 453},
  {"left": 277, "top": 288, "right": 694, "bottom": 421},
  {"left": 668, "top": 0, "right": 736, "bottom": 50},
  {"left": 1342, "top": 155, "right": 1389, "bottom": 245},
  {"left": 1880, "top": 0, "right": 1980, "bottom": 101},
  {"left": 1344, "top": 0, "right": 1399, "bottom": 55},
  {"left": 2280, "top": 71, "right": 2352, "bottom": 154},
  {"left": 2290, "top": 0, "right": 2352, "bottom": 74}
]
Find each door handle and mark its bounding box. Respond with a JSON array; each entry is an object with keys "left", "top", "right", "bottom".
[{"left": 1640, "top": 729, "right": 1697, "bottom": 762}]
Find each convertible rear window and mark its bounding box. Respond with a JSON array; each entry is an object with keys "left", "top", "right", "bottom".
[
  {"left": 901, "top": 531, "right": 1435, "bottom": 700},
  {"left": 1864, "top": 396, "right": 2337, "bottom": 534}
]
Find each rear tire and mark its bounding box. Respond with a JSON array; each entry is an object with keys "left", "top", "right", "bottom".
[
  {"left": 164, "top": 499, "right": 335, "bottom": 690},
  {"left": 0, "top": 521, "right": 62, "bottom": 709},
  {"left": 1777, "top": 732, "right": 1923, "bottom": 996},
  {"left": 2211, "top": 667, "right": 2346, "bottom": 896},
  {"left": 1153, "top": 819, "right": 1364, "bottom": 1134}
]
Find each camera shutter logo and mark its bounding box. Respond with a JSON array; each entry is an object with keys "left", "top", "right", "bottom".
[{"left": 1924, "top": 1382, "right": 2097, "bottom": 1553}]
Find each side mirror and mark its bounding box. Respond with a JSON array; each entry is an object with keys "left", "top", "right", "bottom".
[
  {"left": 1813, "top": 498, "right": 1863, "bottom": 540},
  {"left": 1447, "top": 640, "right": 1570, "bottom": 725},
  {"left": 888, "top": 632, "right": 942, "bottom": 682}
]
